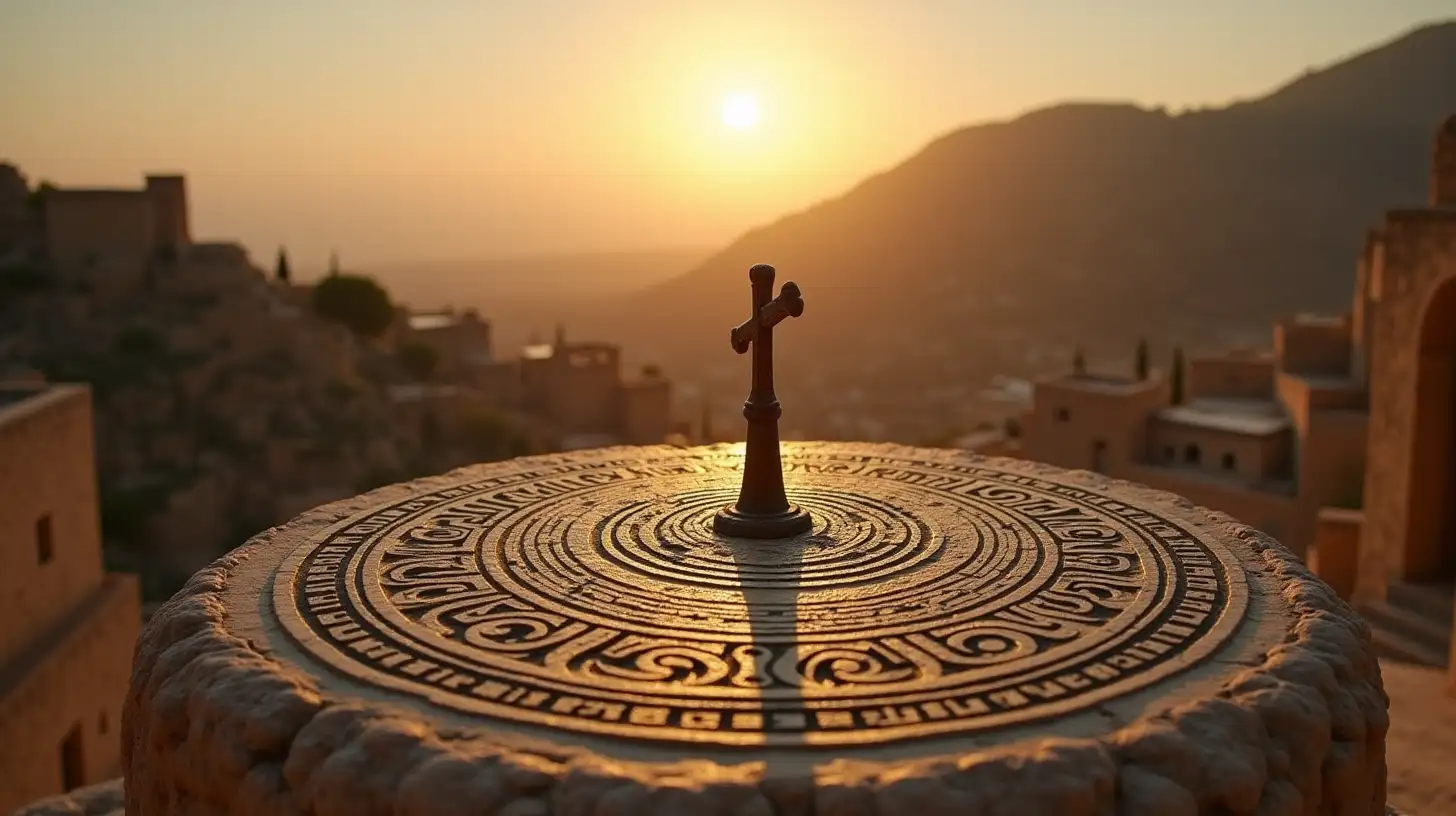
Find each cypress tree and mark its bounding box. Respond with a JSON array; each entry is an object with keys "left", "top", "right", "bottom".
[
  {"left": 1171, "top": 345, "right": 1187, "bottom": 405},
  {"left": 275, "top": 247, "right": 291, "bottom": 283}
]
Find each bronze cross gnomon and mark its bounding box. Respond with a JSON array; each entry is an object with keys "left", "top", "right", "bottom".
[{"left": 713, "top": 263, "right": 813, "bottom": 538}]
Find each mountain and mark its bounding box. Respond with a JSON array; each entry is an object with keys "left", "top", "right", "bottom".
[
  {"left": 1245, "top": 21, "right": 1456, "bottom": 121},
  {"left": 460, "top": 22, "right": 1456, "bottom": 443}
]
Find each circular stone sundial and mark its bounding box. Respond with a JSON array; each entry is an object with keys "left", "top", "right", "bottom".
[
  {"left": 125, "top": 446, "right": 1391, "bottom": 815},
  {"left": 275, "top": 449, "right": 1245, "bottom": 746},
  {"left": 123, "top": 268, "right": 1388, "bottom": 814}
]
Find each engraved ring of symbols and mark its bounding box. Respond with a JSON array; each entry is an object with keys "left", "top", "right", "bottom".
[{"left": 275, "top": 450, "right": 1248, "bottom": 747}]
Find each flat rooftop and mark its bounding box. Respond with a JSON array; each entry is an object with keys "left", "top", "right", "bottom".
[
  {"left": 408, "top": 312, "right": 457, "bottom": 332},
  {"left": 47, "top": 187, "right": 147, "bottom": 199},
  {"left": 1155, "top": 398, "right": 1291, "bottom": 436},
  {"left": 1043, "top": 372, "right": 1157, "bottom": 395},
  {"left": 1281, "top": 371, "right": 1365, "bottom": 392},
  {"left": 0, "top": 382, "right": 85, "bottom": 429},
  {"left": 1290, "top": 313, "right": 1346, "bottom": 328}
]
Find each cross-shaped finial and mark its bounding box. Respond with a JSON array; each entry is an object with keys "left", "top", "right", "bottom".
[{"left": 713, "top": 264, "right": 813, "bottom": 539}]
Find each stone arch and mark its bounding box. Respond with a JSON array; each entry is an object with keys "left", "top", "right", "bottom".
[{"left": 1402, "top": 275, "right": 1456, "bottom": 580}]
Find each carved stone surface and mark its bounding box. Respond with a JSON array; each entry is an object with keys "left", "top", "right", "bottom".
[
  {"left": 124, "top": 444, "right": 1391, "bottom": 815},
  {"left": 272, "top": 446, "right": 1244, "bottom": 746}
]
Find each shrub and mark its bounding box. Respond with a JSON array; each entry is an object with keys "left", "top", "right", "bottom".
[{"left": 311, "top": 274, "right": 394, "bottom": 338}]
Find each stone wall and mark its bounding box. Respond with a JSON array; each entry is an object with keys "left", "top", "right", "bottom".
[
  {"left": 0, "top": 385, "right": 141, "bottom": 813},
  {"left": 1144, "top": 419, "right": 1291, "bottom": 483},
  {"left": 1187, "top": 354, "right": 1274, "bottom": 400},
  {"left": 1020, "top": 375, "right": 1169, "bottom": 473},
  {"left": 549, "top": 345, "right": 622, "bottom": 434},
  {"left": 620, "top": 377, "right": 671, "bottom": 445},
  {"left": 1433, "top": 114, "right": 1456, "bottom": 208},
  {"left": 0, "top": 575, "right": 140, "bottom": 813},
  {"left": 1304, "top": 409, "right": 1370, "bottom": 509},
  {"left": 1312, "top": 507, "right": 1363, "bottom": 600},
  {"left": 1276, "top": 318, "right": 1353, "bottom": 377},
  {"left": 1358, "top": 211, "right": 1456, "bottom": 600},
  {"left": 0, "top": 386, "right": 104, "bottom": 665},
  {"left": 143, "top": 175, "right": 190, "bottom": 254},
  {"left": 43, "top": 191, "right": 154, "bottom": 271},
  {"left": 1121, "top": 461, "right": 1311, "bottom": 557}
]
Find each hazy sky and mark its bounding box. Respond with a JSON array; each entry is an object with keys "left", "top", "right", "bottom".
[{"left": 3, "top": 1, "right": 1452, "bottom": 270}]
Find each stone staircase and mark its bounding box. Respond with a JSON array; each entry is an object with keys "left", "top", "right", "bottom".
[{"left": 1358, "top": 580, "right": 1454, "bottom": 667}]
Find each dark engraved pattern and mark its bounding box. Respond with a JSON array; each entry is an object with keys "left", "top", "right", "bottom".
[{"left": 275, "top": 448, "right": 1249, "bottom": 746}]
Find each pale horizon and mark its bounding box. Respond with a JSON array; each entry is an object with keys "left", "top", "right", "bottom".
[{"left": 3, "top": 1, "right": 1452, "bottom": 272}]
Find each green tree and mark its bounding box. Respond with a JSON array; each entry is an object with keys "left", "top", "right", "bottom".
[
  {"left": 311, "top": 274, "right": 395, "bottom": 339},
  {"left": 275, "top": 246, "right": 291, "bottom": 283},
  {"left": 1171, "top": 345, "right": 1186, "bottom": 405},
  {"left": 398, "top": 341, "right": 441, "bottom": 382},
  {"left": 1072, "top": 346, "right": 1087, "bottom": 376},
  {"left": 1135, "top": 338, "right": 1150, "bottom": 380}
]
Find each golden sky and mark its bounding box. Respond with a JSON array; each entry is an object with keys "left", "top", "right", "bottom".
[{"left": 2, "top": 1, "right": 1450, "bottom": 270}]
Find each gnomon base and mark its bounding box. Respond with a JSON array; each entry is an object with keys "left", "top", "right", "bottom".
[{"left": 712, "top": 503, "right": 814, "bottom": 539}]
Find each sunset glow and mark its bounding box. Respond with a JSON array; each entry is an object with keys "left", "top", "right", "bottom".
[
  {"left": 1, "top": 2, "right": 1448, "bottom": 265},
  {"left": 721, "top": 92, "right": 759, "bottom": 131}
]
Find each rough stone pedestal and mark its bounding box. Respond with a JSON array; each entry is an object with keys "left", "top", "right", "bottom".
[{"left": 123, "top": 444, "right": 1390, "bottom": 815}]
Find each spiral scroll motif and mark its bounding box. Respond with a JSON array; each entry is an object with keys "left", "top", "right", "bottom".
[{"left": 274, "top": 448, "right": 1248, "bottom": 747}]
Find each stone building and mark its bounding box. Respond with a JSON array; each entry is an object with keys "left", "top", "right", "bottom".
[
  {"left": 518, "top": 328, "right": 672, "bottom": 448},
  {"left": 0, "top": 383, "right": 141, "bottom": 812},
  {"left": 43, "top": 174, "right": 191, "bottom": 271},
  {"left": 1020, "top": 322, "right": 1368, "bottom": 562},
  {"left": 1352, "top": 114, "right": 1456, "bottom": 688},
  {"left": 1019, "top": 115, "right": 1456, "bottom": 688},
  {"left": 391, "top": 314, "right": 675, "bottom": 450},
  {"left": 399, "top": 307, "right": 494, "bottom": 377}
]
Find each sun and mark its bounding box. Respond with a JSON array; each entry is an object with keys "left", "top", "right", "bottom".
[{"left": 720, "top": 92, "right": 759, "bottom": 131}]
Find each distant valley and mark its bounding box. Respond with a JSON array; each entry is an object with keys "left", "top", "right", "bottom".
[{"left": 379, "top": 22, "right": 1456, "bottom": 444}]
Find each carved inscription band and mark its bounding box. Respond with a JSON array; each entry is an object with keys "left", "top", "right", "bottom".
[{"left": 274, "top": 449, "right": 1248, "bottom": 747}]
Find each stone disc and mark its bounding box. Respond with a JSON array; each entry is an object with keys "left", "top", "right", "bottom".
[
  {"left": 270, "top": 446, "right": 1248, "bottom": 747},
  {"left": 125, "top": 444, "right": 1389, "bottom": 814}
]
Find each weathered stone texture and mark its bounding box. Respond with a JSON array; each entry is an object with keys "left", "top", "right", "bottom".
[
  {"left": 0, "top": 386, "right": 141, "bottom": 812},
  {"left": 123, "top": 445, "right": 1388, "bottom": 814},
  {"left": 11, "top": 778, "right": 123, "bottom": 816},
  {"left": 1357, "top": 212, "right": 1456, "bottom": 599}
]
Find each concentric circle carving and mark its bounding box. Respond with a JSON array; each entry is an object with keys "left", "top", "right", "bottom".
[{"left": 275, "top": 449, "right": 1248, "bottom": 746}]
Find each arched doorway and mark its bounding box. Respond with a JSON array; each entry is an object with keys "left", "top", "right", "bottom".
[{"left": 1404, "top": 276, "right": 1456, "bottom": 581}]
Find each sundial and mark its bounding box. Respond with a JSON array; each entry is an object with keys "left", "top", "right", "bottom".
[{"left": 123, "top": 264, "right": 1391, "bottom": 814}]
